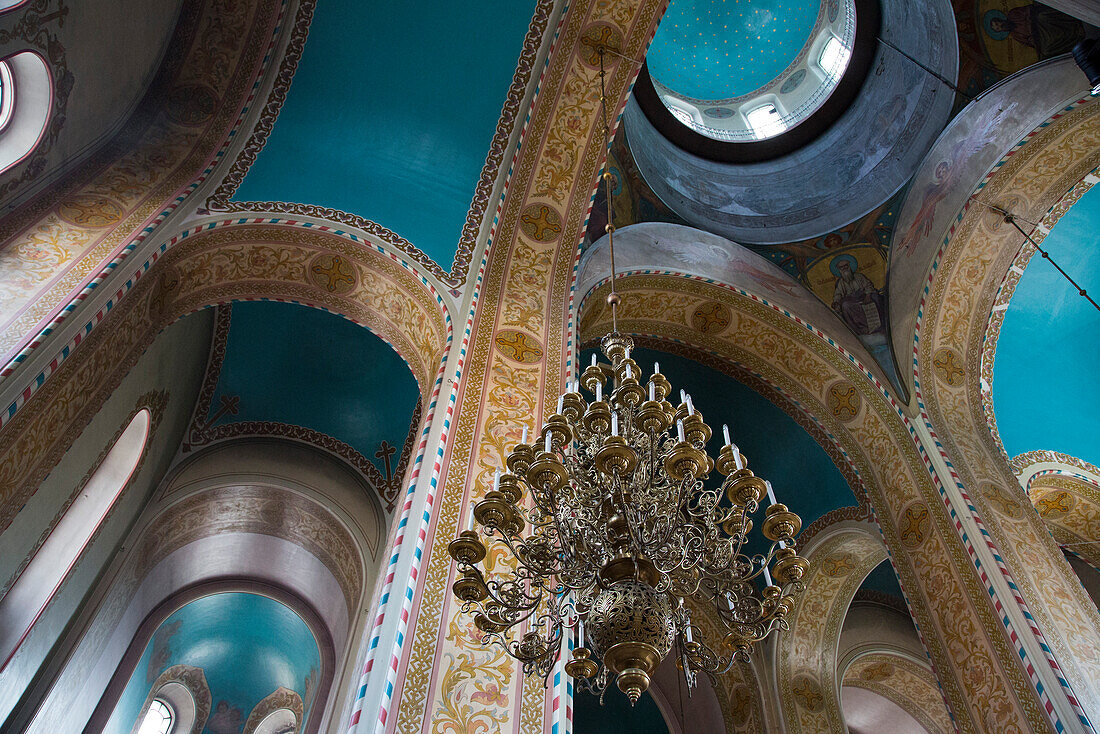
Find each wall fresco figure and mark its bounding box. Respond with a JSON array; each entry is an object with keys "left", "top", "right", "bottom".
[
  {"left": 983, "top": 5, "right": 1084, "bottom": 59},
  {"left": 830, "top": 254, "right": 885, "bottom": 335}
]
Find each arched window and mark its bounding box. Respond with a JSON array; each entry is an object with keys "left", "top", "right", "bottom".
[
  {"left": 137, "top": 699, "right": 174, "bottom": 734},
  {"left": 0, "top": 60, "right": 15, "bottom": 133},
  {"left": 0, "top": 408, "right": 152, "bottom": 670},
  {"left": 0, "top": 51, "right": 52, "bottom": 175}
]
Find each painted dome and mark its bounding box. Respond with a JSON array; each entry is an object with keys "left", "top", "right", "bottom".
[{"left": 646, "top": 0, "right": 856, "bottom": 141}]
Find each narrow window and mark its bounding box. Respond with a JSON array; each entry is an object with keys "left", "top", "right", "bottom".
[
  {"left": 0, "top": 409, "right": 151, "bottom": 670},
  {"left": 819, "top": 35, "right": 851, "bottom": 81},
  {"left": 0, "top": 51, "right": 52, "bottom": 174},
  {"left": 137, "top": 699, "right": 174, "bottom": 734},
  {"left": 0, "top": 61, "right": 14, "bottom": 133},
  {"left": 746, "top": 103, "right": 787, "bottom": 140}
]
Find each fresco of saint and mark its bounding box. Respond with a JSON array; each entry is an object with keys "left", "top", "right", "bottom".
[{"left": 830, "top": 254, "right": 885, "bottom": 335}]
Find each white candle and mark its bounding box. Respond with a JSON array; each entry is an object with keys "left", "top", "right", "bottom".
[
  {"left": 677, "top": 419, "right": 685, "bottom": 442},
  {"left": 557, "top": 393, "right": 564, "bottom": 414},
  {"left": 465, "top": 503, "right": 475, "bottom": 532},
  {"left": 522, "top": 425, "right": 528, "bottom": 444},
  {"left": 545, "top": 434, "right": 553, "bottom": 453},
  {"left": 685, "top": 619, "right": 694, "bottom": 643},
  {"left": 578, "top": 615, "right": 585, "bottom": 647},
  {"left": 763, "top": 563, "right": 774, "bottom": 587},
  {"left": 722, "top": 424, "right": 731, "bottom": 447},
  {"left": 680, "top": 389, "right": 687, "bottom": 405},
  {"left": 765, "top": 480, "right": 777, "bottom": 506},
  {"left": 649, "top": 381, "right": 655, "bottom": 402},
  {"left": 654, "top": 361, "right": 659, "bottom": 375},
  {"left": 732, "top": 443, "right": 743, "bottom": 470},
  {"left": 611, "top": 412, "right": 618, "bottom": 436},
  {"left": 591, "top": 354, "right": 597, "bottom": 367},
  {"left": 596, "top": 382, "right": 602, "bottom": 402},
  {"left": 686, "top": 394, "right": 695, "bottom": 416},
  {"left": 624, "top": 347, "right": 631, "bottom": 361},
  {"left": 625, "top": 364, "right": 633, "bottom": 379},
  {"left": 494, "top": 469, "right": 500, "bottom": 491}
]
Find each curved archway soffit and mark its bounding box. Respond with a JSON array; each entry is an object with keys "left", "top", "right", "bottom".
[
  {"left": 579, "top": 224, "right": 899, "bottom": 395},
  {"left": 843, "top": 651, "right": 951, "bottom": 734},
  {"left": 0, "top": 0, "right": 285, "bottom": 376},
  {"left": 889, "top": 56, "right": 1092, "bottom": 397},
  {"left": 913, "top": 76, "right": 1100, "bottom": 726},
  {"left": 577, "top": 269, "right": 1059, "bottom": 731},
  {"left": 776, "top": 523, "right": 889, "bottom": 733}
]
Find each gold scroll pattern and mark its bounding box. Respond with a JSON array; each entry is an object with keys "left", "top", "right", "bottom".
[
  {"left": 579, "top": 273, "right": 1053, "bottom": 732},
  {"left": 392, "top": 1, "right": 666, "bottom": 732},
  {"left": 684, "top": 595, "right": 765, "bottom": 732},
  {"left": 843, "top": 653, "right": 952, "bottom": 734},
  {"left": 920, "top": 97, "right": 1100, "bottom": 719},
  {"left": 0, "top": 222, "right": 449, "bottom": 535},
  {"left": 1031, "top": 475, "right": 1100, "bottom": 577},
  {"left": 0, "top": 0, "right": 278, "bottom": 357},
  {"left": 778, "top": 530, "right": 886, "bottom": 733}
]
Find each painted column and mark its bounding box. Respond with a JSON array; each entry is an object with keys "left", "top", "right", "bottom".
[{"left": 373, "top": 2, "right": 668, "bottom": 732}]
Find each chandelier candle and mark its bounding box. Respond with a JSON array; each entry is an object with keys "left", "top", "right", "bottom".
[
  {"left": 446, "top": 332, "right": 810, "bottom": 705},
  {"left": 445, "top": 45, "right": 809, "bottom": 707}
]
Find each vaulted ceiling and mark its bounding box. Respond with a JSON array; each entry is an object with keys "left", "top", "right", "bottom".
[{"left": 231, "top": 1, "right": 538, "bottom": 270}]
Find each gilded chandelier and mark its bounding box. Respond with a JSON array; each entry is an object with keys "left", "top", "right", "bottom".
[{"left": 447, "top": 48, "right": 810, "bottom": 705}]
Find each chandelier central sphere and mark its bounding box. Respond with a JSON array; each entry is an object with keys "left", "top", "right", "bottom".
[{"left": 448, "top": 331, "right": 810, "bottom": 704}]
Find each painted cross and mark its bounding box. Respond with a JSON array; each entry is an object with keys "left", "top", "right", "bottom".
[{"left": 376, "top": 440, "right": 397, "bottom": 486}]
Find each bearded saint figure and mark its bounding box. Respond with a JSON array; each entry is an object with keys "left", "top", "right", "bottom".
[{"left": 830, "top": 255, "right": 885, "bottom": 335}]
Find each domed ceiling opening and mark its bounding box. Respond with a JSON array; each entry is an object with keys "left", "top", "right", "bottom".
[
  {"left": 106, "top": 592, "right": 323, "bottom": 734},
  {"left": 645, "top": 0, "right": 856, "bottom": 143},
  {"left": 992, "top": 179, "right": 1100, "bottom": 469}
]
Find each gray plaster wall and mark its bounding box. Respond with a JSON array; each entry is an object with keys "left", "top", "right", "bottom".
[
  {"left": 579, "top": 222, "right": 897, "bottom": 391},
  {"left": 0, "top": 307, "right": 212, "bottom": 730},
  {"left": 0, "top": 0, "right": 186, "bottom": 214},
  {"left": 886, "top": 56, "right": 1091, "bottom": 390},
  {"left": 626, "top": 0, "right": 958, "bottom": 245}
]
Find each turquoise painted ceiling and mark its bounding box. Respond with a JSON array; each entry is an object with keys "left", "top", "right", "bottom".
[
  {"left": 580, "top": 346, "right": 856, "bottom": 551},
  {"left": 993, "top": 182, "right": 1100, "bottom": 468},
  {"left": 859, "top": 559, "right": 904, "bottom": 602},
  {"left": 107, "top": 593, "right": 321, "bottom": 734},
  {"left": 208, "top": 301, "right": 419, "bottom": 482},
  {"left": 233, "top": 2, "right": 537, "bottom": 271},
  {"left": 647, "top": 0, "right": 819, "bottom": 100},
  {"left": 576, "top": 689, "right": 669, "bottom": 734}
]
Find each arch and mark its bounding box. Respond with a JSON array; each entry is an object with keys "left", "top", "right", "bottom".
[
  {"left": 57, "top": 439, "right": 381, "bottom": 733},
  {"left": 0, "top": 221, "right": 447, "bottom": 535},
  {"left": 131, "top": 665, "right": 211, "bottom": 734},
  {"left": 840, "top": 685, "right": 936, "bottom": 734},
  {"left": 838, "top": 604, "right": 952, "bottom": 734},
  {"left": 89, "top": 582, "right": 334, "bottom": 734},
  {"left": 243, "top": 687, "right": 303, "bottom": 734},
  {"left": 774, "top": 520, "right": 888, "bottom": 733},
  {"left": 0, "top": 403, "right": 154, "bottom": 672},
  {"left": 0, "top": 51, "right": 52, "bottom": 175},
  {"left": 913, "top": 62, "right": 1100, "bottom": 725},
  {"left": 577, "top": 268, "right": 1055, "bottom": 730},
  {"left": 1026, "top": 470, "right": 1100, "bottom": 571}
]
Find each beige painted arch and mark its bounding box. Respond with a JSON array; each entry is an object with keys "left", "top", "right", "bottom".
[
  {"left": 578, "top": 270, "right": 1059, "bottom": 732},
  {"left": 915, "top": 89, "right": 1100, "bottom": 727},
  {"left": 0, "top": 221, "right": 450, "bottom": 536}
]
